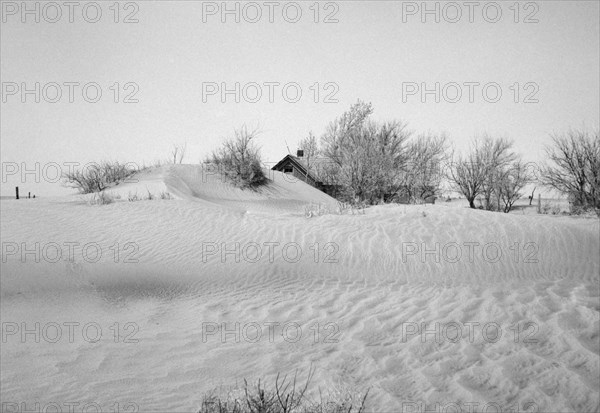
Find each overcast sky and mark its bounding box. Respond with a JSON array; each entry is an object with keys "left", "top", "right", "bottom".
[{"left": 1, "top": 0, "right": 599, "bottom": 196}]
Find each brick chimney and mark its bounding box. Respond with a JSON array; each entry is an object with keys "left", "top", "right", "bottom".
[{"left": 297, "top": 149, "right": 304, "bottom": 158}]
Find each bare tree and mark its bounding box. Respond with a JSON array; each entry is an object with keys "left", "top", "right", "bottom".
[
  {"left": 447, "top": 141, "right": 486, "bottom": 209},
  {"left": 171, "top": 142, "right": 187, "bottom": 164},
  {"left": 448, "top": 136, "right": 516, "bottom": 209},
  {"left": 321, "top": 101, "right": 411, "bottom": 204},
  {"left": 479, "top": 136, "right": 517, "bottom": 210},
  {"left": 541, "top": 129, "right": 600, "bottom": 213},
  {"left": 496, "top": 161, "right": 533, "bottom": 213},
  {"left": 210, "top": 126, "right": 267, "bottom": 188},
  {"left": 370, "top": 120, "right": 411, "bottom": 203},
  {"left": 400, "top": 132, "right": 449, "bottom": 202},
  {"left": 321, "top": 99, "right": 374, "bottom": 167},
  {"left": 320, "top": 100, "right": 373, "bottom": 202},
  {"left": 298, "top": 132, "right": 319, "bottom": 169},
  {"left": 298, "top": 131, "right": 320, "bottom": 183},
  {"left": 528, "top": 186, "right": 536, "bottom": 206}
]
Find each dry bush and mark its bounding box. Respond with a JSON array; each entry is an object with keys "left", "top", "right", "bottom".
[
  {"left": 127, "top": 190, "right": 172, "bottom": 201},
  {"left": 171, "top": 142, "right": 187, "bottom": 164},
  {"left": 551, "top": 204, "right": 562, "bottom": 215},
  {"left": 198, "top": 368, "right": 369, "bottom": 413},
  {"left": 210, "top": 126, "right": 268, "bottom": 189},
  {"left": 304, "top": 203, "right": 331, "bottom": 218},
  {"left": 63, "top": 161, "right": 138, "bottom": 194},
  {"left": 87, "top": 191, "right": 118, "bottom": 206},
  {"left": 540, "top": 201, "right": 552, "bottom": 214},
  {"left": 336, "top": 201, "right": 366, "bottom": 215},
  {"left": 304, "top": 201, "right": 368, "bottom": 218},
  {"left": 128, "top": 191, "right": 140, "bottom": 202}
]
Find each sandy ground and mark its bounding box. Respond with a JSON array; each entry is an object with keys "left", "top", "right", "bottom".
[{"left": 1, "top": 165, "right": 599, "bottom": 412}]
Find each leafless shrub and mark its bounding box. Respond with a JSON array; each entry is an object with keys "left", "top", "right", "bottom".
[
  {"left": 570, "top": 204, "right": 589, "bottom": 216},
  {"left": 62, "top": 161, "right": 137, "bottom": 194},
  {"left": 127, "top": 190, "right": 172, "bottom": 201},
  {"left": 541, "top": 201, "right": 552, "bottom": 214},
  {"left": 198, "top": 367, "right": 369, "bottom": 413},
  {"left": 336, "top": 201, "right": 366, "bottom": 215},
  {"left": 304, "top": 203, "right": 331, "bottom": 218},
  {"left": 304, "top": 201, "right": 367, "bottom": 218},
  {"left": 171, "top": 142, "right": 187, "bottom": 164},
  {"left": 210, "top": 126, "right": 268, "bottom": 189},
  {"left": 128, "top": 191, "right": 140, "bottom": 202},
  {"left": 87, "top": 191, "right": 118, "bottom": 206}
]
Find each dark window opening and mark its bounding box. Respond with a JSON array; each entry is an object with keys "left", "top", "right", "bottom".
[{"left": 284, "top": 166, "right": 293, "bottom": 173}]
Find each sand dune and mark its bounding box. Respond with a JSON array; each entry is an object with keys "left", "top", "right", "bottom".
[{"left": 1, "top": 165, "right": 598, "bottom": 412}]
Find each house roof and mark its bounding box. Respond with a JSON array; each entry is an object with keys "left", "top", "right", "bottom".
[{"left": 271, "top": 155, "right": 336, "bottom": 183}]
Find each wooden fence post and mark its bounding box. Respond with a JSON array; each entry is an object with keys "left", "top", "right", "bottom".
[
  {"left": 537, "top": 193, "right": 541, "bottom": 214},
  {"left": 15, "top": 186, "right": 19, "bottom": 200}
]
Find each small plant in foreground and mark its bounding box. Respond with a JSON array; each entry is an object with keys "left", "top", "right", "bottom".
[
  {"left": 198, "top": 368, "right": 369, "bottom": 413},
  {"left": 304, "top": 201, "right": 368, "bottom": 218},
  {"left": 540, "top": 202, "right": 552, "bottom": 214},
  {"left": 305, "top": 203, "right": 331, "bottom": 218},
  {"left": 87, "top": 191, "right": 118, "bottom": 205},
  {"left": 550, "top": 204, "right": 562, "bottom": 215},
  {"left": 336, "top": 201, "right": 366, "bottom": 215},
  {"left": 127, "top": 190, "right": 173, "bottom": 202},
  {"left": 128, "top": 191, "right": 140, "bottom": 202}
]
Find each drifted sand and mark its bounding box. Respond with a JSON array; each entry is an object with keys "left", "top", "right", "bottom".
[{"left": 1, "top": 165, "right": 598, "bottom": 412}]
